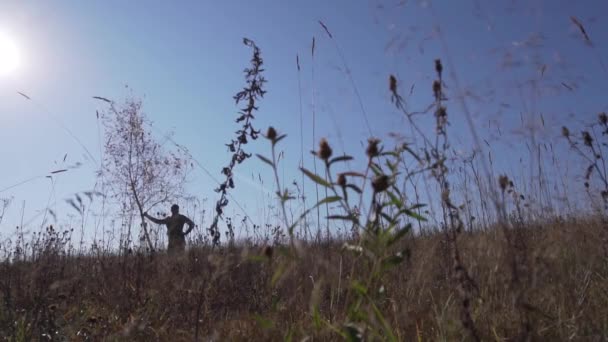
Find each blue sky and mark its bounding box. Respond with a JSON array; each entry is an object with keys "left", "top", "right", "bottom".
[{"left": 1, "top": 1, "right": 607, "bottom": 242}]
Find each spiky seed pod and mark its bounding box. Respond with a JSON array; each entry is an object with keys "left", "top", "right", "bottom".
[
  {"left": 582, "top": 131, "right": 593, "bottom": 147},
  {"left": 337, "top": 173, "right": 347, "bottom": 187},
  {"left": 318, "top": 138, "right": 332, "bottom": 161},
  {"left": 498, "top": 175, "right": 509, "bottom": 192},
  {"left": 372, "top": 174, "right": 390, "bottom": 193},
  {"left": 366, "top": 138, "right": 381, "bottom": 159},
  {"left": 266, "top": 126, "right": 277, "bottom": 141}
]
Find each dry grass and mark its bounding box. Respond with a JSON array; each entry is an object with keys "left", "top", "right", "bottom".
[{"left": 0, "top": 217, "right": 606, "bottom": 340}]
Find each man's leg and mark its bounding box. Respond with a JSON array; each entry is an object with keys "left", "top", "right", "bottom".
[{"left": 168, "top": 236, "right": 185, "bottom": 255}]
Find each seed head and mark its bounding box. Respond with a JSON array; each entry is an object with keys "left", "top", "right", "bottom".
[
  {"left": 561, "top": 126, "right": 570, "bottom": 138},
  {"left": 435, "top": 59, "right": 443, "bottom": 77},
  {"left": 600, "top": 112, "right": 608, "bottom": 125},
  {"left": 266, "top": 126, "right": 277, "bottom": 141},
  {"left": 433, "top": 80, "right": 441, "bottom": 99},
  {"left": 498, "top": 175, "right": 509, "bottom": 192},
  {"left": 582, "top": 131, "right": 593, "bottom": 147},
  {"left": 366, "top": 138, "right": 381, "bottom": 159},
  {"left": 318, "top": 138, "right": 333, "bottom": 161},
  {"left": 435, "top": 106, "right": 448, "bottom": 132},
  {"left": 372, "top": 174, "right": 390, "bottom": 193},
  {"left": 337, "top": 173, "right": 347, "bottom": 187},
  {"left": 389, "top": 75, "right": 397, "bottom": 93}
]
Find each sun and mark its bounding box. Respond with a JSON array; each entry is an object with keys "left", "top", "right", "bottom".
[{"left": 0, "top": 32, "right": 20, "bottom": 76}]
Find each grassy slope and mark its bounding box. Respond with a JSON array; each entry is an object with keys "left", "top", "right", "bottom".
[{"left": 1, "top": 218, "right": 606, "bottom": 340}]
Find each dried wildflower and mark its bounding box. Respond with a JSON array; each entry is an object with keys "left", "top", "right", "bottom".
[
  {"left": 389, "top": 75, "right": 397, "bottom": 93},
  {"left": 435, "top": 106, "right": 448, "bottom": 132},
  {"left": 561, "top": 126, "right": 570, "bottom": 138},
  {"left": 318, "top": 138, "right": 332, "bottom": 161},
  {"left": 582, "top": 131, "right": 593, "bottom": 147},
  {"left": 266, "top": 126, "right": 277, "bottom": 141},
  {"left": 435, "top": 59, "right": 443, "bottom": 77},
  {"left": 600, "top": 112, "right": 608, "bottom": 125},
  {"left": 337, "top": 173, "right": 347, "bottom": 187},
  {"left": 433, "top": 80, "right": 441, "bottom": 99},
  {"left": 366, "top": 138, "right": 381, "bottom": 159},
  {"left": 372, "top": 174, "right": 390, "bottom": 193},
  {"left": 498, "top": 175, "right": 509, "bottom": 192}
]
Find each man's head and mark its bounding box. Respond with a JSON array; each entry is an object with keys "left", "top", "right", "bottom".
[{"left": 171, "top": 204, "right": 179, "bottom": 215}]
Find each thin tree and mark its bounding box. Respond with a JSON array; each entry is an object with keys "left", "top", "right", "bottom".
[{"left": 98, "top": 97, "right": 192, "bottom": 251}]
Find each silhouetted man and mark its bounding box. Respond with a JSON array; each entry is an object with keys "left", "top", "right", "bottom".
[{"left": 144, "top": 204, "right": 194, "bottom": 254}]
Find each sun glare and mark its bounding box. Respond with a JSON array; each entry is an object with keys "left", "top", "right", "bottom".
[{"left": 0, "top": 32, "right": 20, "bottom": 76}]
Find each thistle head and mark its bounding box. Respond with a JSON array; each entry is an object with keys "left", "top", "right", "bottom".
[
  {"left": 582, "top": 131, "right": 593, "bottom": 147},
  {"left": 318, "top": 138, "right": 333, "bottom": 161},
  {"left": 265, "top": 126, "right": 277, "bottom": 141},
  {"left": 498, "top": 175, "right": 509, "bottom": 192},
  {"left": 372, "top": 174, "right": 390, "bottom": 193},
  {"left": 366, "top": 138, "right": 381, "bottom": 159},
  {"left": 337, "top": 173, "right": 347, "bottom": 187}
]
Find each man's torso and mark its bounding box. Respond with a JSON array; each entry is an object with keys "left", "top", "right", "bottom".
[{"left": 165, "top": 214, "right": 187, "bottom": 238}]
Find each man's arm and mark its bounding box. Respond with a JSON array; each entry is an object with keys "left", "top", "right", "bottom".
[
  {"left": 144, "top": 212, "right": 167, "bottom": 225},
  {"left": 183, "top": 215, "right": 195, "bottom": 235}
]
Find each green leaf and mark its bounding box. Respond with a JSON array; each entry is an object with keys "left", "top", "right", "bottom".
[
  {"left": 317, "top": 196, "right": 341, "bottom": 206},
  {"left": 274, "top": 134, "right": 287, "bottom": 145},
  {"left": 402, "top": 145, "right": 422, "bottom": 162},
  {"left": 380, "top": 212, "right": 396, "bottom": 225},
  {"left": 284, "top": 327, "right": 294, "bottom": 342},
  {"left": 312, "top": 306, "right": 322, "bottom": 330},
  {"left": 346, "top": 184, "right": 363, "bottom": 194},
  {"left": 409, "top": 203, "right": 427, "bottom": 210},
  {"left": 271, "top": 261, "right": 289, "bottom": 286},
  {"left": 387, "top": 224, "right": 411, "bottom": 246},
  {"left": 329, "top": 155, "right": 354, "bottom": 165},
  {"left": 341, "top": 171, "right": 366, "bottom": 178},
  {"left": 256, "top": 154, "right": 274, "bottom": 167},
  {"left": 280, "top": 189, "right": 296, "bottom": 203},
  {"left": 387, "top": 191, "right": 403, "bottom": 209},
  {"left": 287, "top": 196, "right": 341, "bottom": 234},
  {"left": 300, "top": 167, "right": 332, "bottom": 188},
  {"left": 351, "top": 281, "right": 368, "bottom": 295},
  {"left": 399, "top": 208, "right": 427, "bottom": 222},
  {"left": 370, "top": 163, "right": 383, "bottom": 176},
  {"left": 370, "top": 301, "right": 398, "bottom": 342},
  {"left": 381, "top": 150, "right": 399, "bottom": 157},
  {"left": 327, "top": 214, "right": 356, "bottom": 222},
  {"left": 381, "top": 252, "right": 406, "bottom": 271}
]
